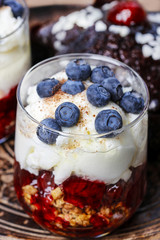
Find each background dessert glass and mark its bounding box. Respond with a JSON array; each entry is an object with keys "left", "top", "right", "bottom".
[
  {"left": 14, "top": 54, "right": 149, "bottom": 238},
  {"left": 0, "top": 0, "right": 31, "bottom": 143}
]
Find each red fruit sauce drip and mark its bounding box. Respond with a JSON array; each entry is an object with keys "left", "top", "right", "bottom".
[
  {"left": 107, "top": 1, "right": 146, "bottom": 26},
  {"left": 0, "top": 86, "right": 17, "bottom": 140},
  {"left": 63, "top": 176, "right": 106, "bottom": 209}
]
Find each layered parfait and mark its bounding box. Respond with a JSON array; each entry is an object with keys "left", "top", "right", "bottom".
[
  {"left": 0, "top": 0, "right": 31, "bottom": 142},
  {"left": 14, "top": 54, "right": 149, "bottom": 238}
]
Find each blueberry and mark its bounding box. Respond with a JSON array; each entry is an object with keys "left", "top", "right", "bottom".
[
  {"left": 102, "top": 77, "right": 123, "bottom": 102},
  {"left": 91, "top": 66, "right": 114, "bottom": 84},
  {"left": 55, "top": 102, "right": 80, "bottom": 127},
  {"left": 66, "top": 59, "right": 91, "bottom": 81},
  {"left": 87, "top": 84, "right": 111, "bottom": 107},
  {"left": 119, "top": 91, "right": 144, "bottom": 114},
  {"left": 61, "top": 80, "right": 85, "bottom": 95},
  {"left": 36, "top": 78, "right": 60, "bottom": 98},
  {"left": 4, "top": 0, "right": 24, "bottom": 18},
  {"left": 95, "top": 109, "right": 123, "bottom": 137},
  {"left": 37, "top": 118, "right": 61, "bottom": 144}
]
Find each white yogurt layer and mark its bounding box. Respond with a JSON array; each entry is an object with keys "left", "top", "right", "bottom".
[
  {"left": 15, "top": 71, "right": 148, "bottom": 185},
  {"left": 0, "top": 6, "right": 31, "bottom": 98}
]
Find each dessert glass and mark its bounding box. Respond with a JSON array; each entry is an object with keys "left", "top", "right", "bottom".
[
  {"left": 0, "top": 0, "right": 31, "bottom": 143},
  {"left": 14, "top": 53, "right": 149, "bottom": 238}
]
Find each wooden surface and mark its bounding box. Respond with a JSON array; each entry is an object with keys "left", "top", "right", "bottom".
[{"left": 0, "top": 3, "right": 160, "bottom": 240}]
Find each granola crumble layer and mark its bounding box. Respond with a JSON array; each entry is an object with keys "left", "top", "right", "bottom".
[{"left": 14, "top": 161, "right": 146, "bottom": 238}]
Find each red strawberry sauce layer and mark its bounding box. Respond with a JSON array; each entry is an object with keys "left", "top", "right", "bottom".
[
  {"left": 0, "top": 86, "right": 17, "bottom": 141},
  {"left": 14, "top": 161, "right": 146, "bottom": 238}
]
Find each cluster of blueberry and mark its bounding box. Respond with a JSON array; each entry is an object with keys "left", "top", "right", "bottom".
[
  {"left": 0, "top": 0, "right": 24, "bottom": 18},
  {"left": 36, "top": 101, "right": 80, "bottom": 144},
  {"left": 36, "top": 59, "right": 144, "bottom": 144}
]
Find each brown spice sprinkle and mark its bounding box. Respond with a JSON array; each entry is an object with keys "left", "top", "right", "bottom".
[
  {"left": 22, "top": 185, "right": 131, "bottom": 228},
  {"left": 42, "top": 81, "right": 90, "bottom": 130},
  {"left": 44, "top": 89, "right": 66, "bottom": 104}
]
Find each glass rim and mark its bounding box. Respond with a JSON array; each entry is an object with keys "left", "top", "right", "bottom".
[
  {"left": 17, "top": 53, "right": 150, "bottom": 139},
  {"left": 0, "top": 0, "right": 29, "bottom": 40}
]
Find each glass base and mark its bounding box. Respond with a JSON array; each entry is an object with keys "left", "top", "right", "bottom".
[{"left": 14, "top": 161, "right": 147, "bottom": 238}]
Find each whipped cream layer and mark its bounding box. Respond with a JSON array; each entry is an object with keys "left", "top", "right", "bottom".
[
  {"left": 0, "top": 6, "right": 22, "bottom": 38},
  {"left": 15, "top": 71, "right": 148, "bottom": 185},
  {"left": 0, "top": 6, "right": 31, "bottom": 98}
]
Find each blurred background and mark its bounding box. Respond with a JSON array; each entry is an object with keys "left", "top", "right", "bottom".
[{"left": 26, "top": 0, "right": 160, "bottom": 11}]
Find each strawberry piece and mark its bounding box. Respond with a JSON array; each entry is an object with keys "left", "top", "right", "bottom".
[
  {"left": 105, "top": 182, "right": 124, "bottom": 206},
  {"left": 38, "top": 170, "right": 56, "bottom": 197},
  {"left": 90, "top": 214, "right": 108, "bottom": 228},
  {"left": 63, "top": 176, "right": 106, "bottom": 209},
  {"left": 107, "top": 1, "right": 146, "bottom": 26},
  {"left": 55, "top": 216, "right": 70, "bottom": 228},
  {"left": 42, "top": 205, "right": 56, "bottom": 221}
]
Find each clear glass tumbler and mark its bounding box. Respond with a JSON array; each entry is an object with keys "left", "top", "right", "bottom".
[
  {"left": 0, "top": 0, "right": 31, "bottom": 143},
  {"left": 14, "top": 54, "right": 149, "bottom": 238}
]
